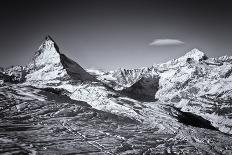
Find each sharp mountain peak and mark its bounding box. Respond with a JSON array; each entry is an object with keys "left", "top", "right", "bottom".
[
  {"left": 27, "top": 36, "right": 96, "bottom": 82},
  {"left": 38, "top": 35, "right": 60, "bottom": 53}
]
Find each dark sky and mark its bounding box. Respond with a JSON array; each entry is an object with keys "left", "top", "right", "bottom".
[{"left": 0, "top": 0, "right": 232, "bottom": 70}]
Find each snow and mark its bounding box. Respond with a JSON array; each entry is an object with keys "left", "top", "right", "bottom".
[
  {"left": 180, "top": 48, "right": 207, "bottom": 62},
  {"left": 93, "top": 48, "right": 232, "bottom": 134},
  {"left": 17, "top": 37, "right": 232, "bottom": 135},
  {"left": 153, "top": 50, "right": 232, "bottom": 134},
  {"left": 68, "top": 83, "right": 143, "bottom": 120},
  {"left": 25, "top": 36, "right": 95, "bottom": 87},
  {"left": 86, "top": 69, "right": 105, "bottom": 75},
  {"left": 2, "top": 39, "right": 232, "bottom": 154}
]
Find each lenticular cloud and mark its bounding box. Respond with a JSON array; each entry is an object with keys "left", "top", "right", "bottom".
[{"left": 149, "top": 39, "right": 184, "bottom": 46}]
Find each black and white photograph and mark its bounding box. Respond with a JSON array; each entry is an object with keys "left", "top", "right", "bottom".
[{"left": 0, "top": 0, "right": 232, "bottom": 154}]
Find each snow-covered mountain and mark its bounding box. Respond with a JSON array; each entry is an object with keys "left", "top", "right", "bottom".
[
  {"left": 23, "top": 36, "right": 143, "bottom": 120},
  {"left": 1, "top": 36, "right": 231, "bottom": 135},
  {"left": 91, "top": 48, "right": 232, "bottom": 134},
  {"left": 26, "top": 35, "right": 95, "bottom": 86},
  {"left": 155, "top": 49, "right": 232, "bottom": 134},
  {"left": 1, "top": 36, "right": 232, "bottom": 154}
]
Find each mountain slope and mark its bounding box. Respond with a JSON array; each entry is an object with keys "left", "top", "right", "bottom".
[
  {"left": 1, "top": 83, "right": 232, "bottom": 154},
  {"left": 122, "top": 74, "right": 159, "bottom": 101},
  {"left": 155, "top": 49, "right": 232, "bottom": 134}
]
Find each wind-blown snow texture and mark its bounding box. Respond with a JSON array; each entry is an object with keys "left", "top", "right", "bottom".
[{"left": 0, "top": 36, "right": 232, "bottom": 154}]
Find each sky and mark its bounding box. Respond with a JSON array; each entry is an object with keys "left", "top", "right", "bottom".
[{"left": 0, "top": 0, "right": 232, "bottom": 70}]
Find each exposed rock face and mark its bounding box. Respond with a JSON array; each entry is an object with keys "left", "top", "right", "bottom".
[
  {"left": 0, "top": 65, "right": 26, "bottom": 83},
  {"left": 26, "top": 35, "right": 95, "bottom": 85},
  {"left": 0, "top": 72, "right": 7, "bottom": 85},
  {"left": 0, "top": 67, "right": 3, "bottom": 72},
  {"left": 6, "top": 66, "right": 27, "bottom": 82},
  {"left": 122, "top": 74, "right": 159, "bottom": 101}
]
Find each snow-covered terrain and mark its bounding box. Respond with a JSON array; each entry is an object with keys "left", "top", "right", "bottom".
[
  {"left": 1, "top": 82, "right": 232, "bottom": 154},
  {"left": 0, "top": 36, "right": 232, "bottom": 154},
  {"left": 155, "top": 49, "right": 232, "bottom": 134},
  {"left": 92, "top": 48, "right": 232, "bottom": 135}
]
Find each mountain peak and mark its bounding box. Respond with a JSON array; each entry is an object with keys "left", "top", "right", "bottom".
[
  {"left": 26, "top": 36, "right": 96, "bottom": 83},
  {"left": 38, "top": 35, "right": 60, "bottom": 53},
  {"left": 185, "top": 48, "right": 204, "bottom": 55},
  {"left": 45, "top": 35, "right": 53, "bottom": 41},
  {"left": 32, "top": 36, "right": 61, "bottom": 68},
  {"left": 182, "top": 48, "right": 208, "bottom": 61},
  {"left": 157, "top": 48, "right": 209, "bottom": 68}
]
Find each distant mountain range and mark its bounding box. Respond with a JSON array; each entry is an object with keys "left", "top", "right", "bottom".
[{"left": 0, "top": 36, "right": 232, "bottom": 154}]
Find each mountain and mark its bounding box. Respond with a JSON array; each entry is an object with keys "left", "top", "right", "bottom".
[
  {"left": 1, "top": 37, "right": 232, "bottom": 154},
  {"left": 155, "top": 49, "right": 232, "bottom": 134},
  {"left": 24, "top": 36, "right": 142, "bottom": 120},
  {"left": 92, "top": 48, "right": 232, "bottom": 134},
  {"left": 26, "top": 35, "right": 95, "bottom": 86}
]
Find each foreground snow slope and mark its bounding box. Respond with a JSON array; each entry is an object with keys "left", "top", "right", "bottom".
[{"left": 1, "top": 83, "right": 232, "bottom": 154}]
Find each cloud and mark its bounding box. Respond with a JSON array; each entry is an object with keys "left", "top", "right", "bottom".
[{"left": 149, "top": 39, "right": 184, "bottom": 46}]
